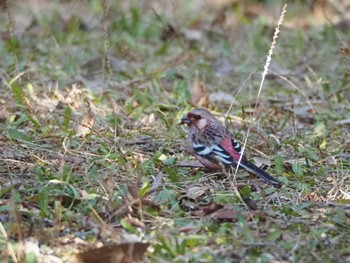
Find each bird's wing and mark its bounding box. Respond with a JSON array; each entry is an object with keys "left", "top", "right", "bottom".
[
  {"left": 192, "top": 140, "right": 239, "bottom": 167},
  {"left": 193, "top": 138, "right": 281, "bottom": 187},
  {"left": 219, "top": 138, "right": 243, "bottom": 160}
]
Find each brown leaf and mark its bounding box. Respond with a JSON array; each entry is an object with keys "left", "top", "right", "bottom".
[
  {"left": 74, "top": 100, "right": 95, "bottom": 137},
  {"left": 211, "top": 10, "right": 226, "bottom": 27},
  {"left": 190, "top": 73, "right": 208, "bottom": 107},
  {"left": 111, "top": 197, "right": 160, "bottom": 221},
  {"left": 243, "top": 197, "right": 258, "bottom": 211},
  {"left": 178, "top": 223, "right": 196, "bottom": 234},
  {"left": 214, "top": 207, "right": 238, "bottom": 221},
  {"left": 190, "top": 202, "right": 224, "bottom": 216},
  {"left": 214, "top": 208, "right": 265, "bottom": 222},
  {"left": 203, "top": 202, "right": 224, "bottom": 215},
  {"left": 339, "top": 40, "right": 350, "bottom": 56},
  {"left": 185, "top": 184, "right": 211, "bottom": 200},
  {"left": 302, "top": 192, "right": 324, "bottom": 202},
  {"left": 140, "top": 199, "right": 161, "bottom": 211},
  {"left": 127, "top": 183, "right": 140, "bottom": 199},
  {"left": 75, "top": 242, "right": 149, "bottom": 263}
]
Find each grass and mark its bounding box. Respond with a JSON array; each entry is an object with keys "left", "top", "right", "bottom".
[{"left": 0, "top": 0, "right": 350, "bottom": 262}]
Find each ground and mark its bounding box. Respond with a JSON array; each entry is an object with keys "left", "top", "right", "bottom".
[{"left": 0, "top": 0, "right": 350, "bottom": 262}]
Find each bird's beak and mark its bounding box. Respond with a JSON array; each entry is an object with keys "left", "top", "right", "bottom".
[{"left": 179, "top": 116, "right": 191, "bottom": 125}]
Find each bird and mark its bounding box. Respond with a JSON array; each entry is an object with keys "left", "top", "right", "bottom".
[{"left": 179, "top": 108, "right": 281, "bottom": 188}]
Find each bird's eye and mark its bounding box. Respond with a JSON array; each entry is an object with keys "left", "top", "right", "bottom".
[{"left": 194, "top": 114, "right": 201, "bottom": 120}]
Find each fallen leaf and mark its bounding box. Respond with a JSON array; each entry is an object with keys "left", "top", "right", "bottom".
[
  {"left": 176, "top": 160, "right": 205, "bottom": 168},
  {"left": 178, "top": 183, "right": 212, "bottom": 212},
  {"left": 213, "top": 207, "right": 265, "bottom": 222},
  {"left": 252, "top": 156, "right": 271, "bottom": 167},
  {"left": 185, "top": 184, "right": 211, "bottom": 200},
  {"left": 74, "top": 100, "right": 95, "bottom": 137},
  {"left": 75, "top": 242, "right": 149, "bottom": 263},
  {"left": 243, "top": 197, "right": 258, "bottom": 211},
  {"left": 190, "top": 202, "right": 224, "bottom": 216},
  {"left": 302, "top": 192, "right": 325, "bottom": 202},
  {"left": 178, "top": 223, "right": 196, "bottom": 233},
  {"left": 214, "top": 207, "right": 238, "bottom": 221},
  {"left": 211, "top": 10, "right": 226, "bottom": 27},
  {"left": 339, "top": 39, "right": 350, "bottom": 56}
]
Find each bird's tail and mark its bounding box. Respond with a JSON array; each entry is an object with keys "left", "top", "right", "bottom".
[{"left": 239, "top": 161, "right": 281, "bottom": 188}]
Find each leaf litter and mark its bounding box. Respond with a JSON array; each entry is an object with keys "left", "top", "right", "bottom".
[{"left": 1, "top": 0, "right": 350, "bottom": 262}]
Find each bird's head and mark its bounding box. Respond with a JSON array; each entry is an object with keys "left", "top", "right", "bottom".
[{"left": 179, "top": 108, "right": 215, "bottom": 131}]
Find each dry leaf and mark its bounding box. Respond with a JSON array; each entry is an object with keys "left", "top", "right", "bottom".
[
  {"left": 211, "top": 10, "right": 226, "bottom": 27},
  {"left": 75, "top": 243, "right": 149, "bottom": 263},
  {"left": 215, "top": 208, "right": 265, "bottom": 222},
  {"left": 74, "top": 100, "right": 95, "bottom": 137},
  {"left": 214, "top": 207, "right": 238, "bottom": 221},
  {"left": 302, "top": 192, "right": 324, "bottom": 202},
  {"left": 252, "top": 156, "right": 271, "bottom": 167},
  {"left": 178, "top": 223, "right": 196, "bottom": 233},
  {"left": 190, "top": 73, "right": 208, "bottom": 107},
  {"left": 185, "top": 184, "right": 211, "bottom": 200},
  {"left": 243, "top": 197, "right": 258, "bottom": 211},
  {"left": 176, "top": 160, "right": 205, "bottom": 168},
  {"left": 190, "top": 202, "right": 224, "bottom": 216}
]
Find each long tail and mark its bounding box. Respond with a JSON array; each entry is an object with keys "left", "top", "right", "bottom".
[{"left": 239, "top": 161, "right": 281, "bottom": 188}]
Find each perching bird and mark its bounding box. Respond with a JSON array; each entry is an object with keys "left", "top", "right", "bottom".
[{"left": 180, "top": 108, "right": 281, "bottom": 188}]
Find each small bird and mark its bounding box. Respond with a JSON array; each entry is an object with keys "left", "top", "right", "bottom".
[{"left": 180, "top": 108, "right": 281, "bottom": 188}]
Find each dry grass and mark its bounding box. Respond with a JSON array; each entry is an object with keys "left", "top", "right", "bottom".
[{"left": 0, "top": 0, "right": 349, "bottom": 262}]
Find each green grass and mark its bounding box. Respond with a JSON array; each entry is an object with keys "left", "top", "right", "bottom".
[{"left": 0, "top": 0, "right": 350, "bottom": 262}]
